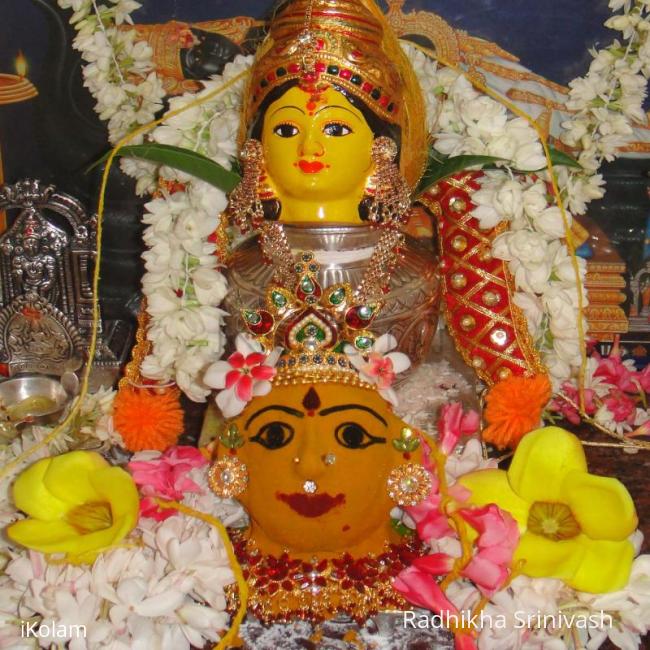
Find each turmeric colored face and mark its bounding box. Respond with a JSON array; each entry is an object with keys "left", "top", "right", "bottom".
[
  {"left": 228, "top": 382, "right": 415, "bottom": 557},
  {"left": 261, "top": 86, "right": 374, "bottom": 223}
]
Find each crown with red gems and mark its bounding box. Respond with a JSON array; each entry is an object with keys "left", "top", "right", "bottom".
[{"left": 241, "top": 251, "right": 383, "bottom": 387}]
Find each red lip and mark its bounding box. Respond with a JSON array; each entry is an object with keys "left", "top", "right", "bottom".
[
  {"left": 298, "top": 160, "right": 325, "bottom": 174},
  {"left": 277, "top": 492, "right": 345, "bottom": 517}
]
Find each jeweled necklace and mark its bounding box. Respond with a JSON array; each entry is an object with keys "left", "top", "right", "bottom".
[{"left": 225, "top": 529, "right": 423, "bottom": 624}]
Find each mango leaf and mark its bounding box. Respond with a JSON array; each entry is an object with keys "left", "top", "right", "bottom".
[
  {"left": 89, "top": 143, "right": 241, "bottom": 192},
  {"left": 545, "top": 146, "right": 582, "bottom": 170},
  {"left": 416, "top": 152, "right": 505, "bottom": 195}
]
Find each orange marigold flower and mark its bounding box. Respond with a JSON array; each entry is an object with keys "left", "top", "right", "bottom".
[
  {"left": 483, "top": 374, "right": 552, "bottom": 449},
  {"left": 113, "top": 386, "right": 184, "bottom": 452}
]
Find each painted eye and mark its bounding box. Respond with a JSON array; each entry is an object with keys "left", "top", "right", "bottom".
[
  {"left": 251, "top": 421, "right": 295, "bottom": 449},
  {"left": 323, "top": 122, "right": 352, "bottom": 136},
  {"left": 273, "top": 123, "right": 299, "bottom": 137},
  {"left": 334, "top": 422, "right": 385, "bottom": 449}
]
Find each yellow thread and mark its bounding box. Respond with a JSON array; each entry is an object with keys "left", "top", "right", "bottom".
[
  {"left": 0, "top": 70, "right": 248, "bottom": 484},
  {"left": 409, "top": 42, "right": 588, "bottom": 410},
  {"left": 153, "top": 498, "right": 248, "bottom": 650}
]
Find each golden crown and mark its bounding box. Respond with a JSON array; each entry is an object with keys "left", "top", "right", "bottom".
[{"left": 241, "top": 0, "right": 428, "bottom": 188}]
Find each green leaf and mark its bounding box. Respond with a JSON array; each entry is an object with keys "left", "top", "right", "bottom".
[
  {"left": 547, "top": 146, "right": 582, "bottom": 170},
  {"left": 88, "top": 144, "right": 241, "bottom": 192},
  {"left": 390, "top": 517, "right": 415, "bottom": 538},
  {"left": 416, "top": 152, "right": 506, "bottom": 195},
  {"left": 517, "top": 146, "right": 582, "bottom": 173}
]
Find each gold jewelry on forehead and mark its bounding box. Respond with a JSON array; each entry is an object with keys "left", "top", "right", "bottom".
[{"left": 241, "top": 0, "right": 427, "bottom": 188}]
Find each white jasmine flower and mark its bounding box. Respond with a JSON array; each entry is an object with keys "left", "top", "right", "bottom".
[{"left": 534, "top": 206, "right": 569, "bottom": 238}]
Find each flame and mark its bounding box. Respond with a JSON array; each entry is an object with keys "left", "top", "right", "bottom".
[{"left": 14, "top": 51, "right": 28, "bottom": 78}]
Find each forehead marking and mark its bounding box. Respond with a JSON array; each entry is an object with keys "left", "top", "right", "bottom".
[{"left": 302, "top": 387, "right": 321, "bottom": 415}]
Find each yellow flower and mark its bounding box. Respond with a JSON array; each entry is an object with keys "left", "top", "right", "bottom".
[
  {"left": 7, "top": 451, "right": 139, "bottom": 564},
  {"left": 459, "top": 426, "right": 638, "bottom": 593}
]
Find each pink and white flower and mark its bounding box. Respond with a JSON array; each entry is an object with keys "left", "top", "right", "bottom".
[
  {"left": 344, "top": 333, "right": 411, "bottom": 406},
  {"left": 203, "top": 334, "right": 282, "bottom": 418}
]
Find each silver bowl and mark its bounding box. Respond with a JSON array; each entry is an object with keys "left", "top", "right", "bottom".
[{"left": 0, "top": 375, "right": 72, "bottom": 426}]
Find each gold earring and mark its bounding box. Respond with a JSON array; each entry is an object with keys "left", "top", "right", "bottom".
[
  {"left": 386, "top": 463, "right": 432, "bottom": 506},
  {"left": 366, "top": 136, "right": 410, "bottom": 225},
  {"left": 208, "top": 456, "right": 249, "bottom": 498},
  {"left": 228, "top": 139, "right": 264, "bottom": 233}
]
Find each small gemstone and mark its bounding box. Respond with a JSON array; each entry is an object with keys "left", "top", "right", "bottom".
[
  {"left": 399, "top": 477, "right": 417, "bottom": 492},
  {"left": 299, "top": 354, "right": 308, "bottom": 363},
  {"left": 288, "top": 357, "right": 296, "bottom": 367},
  {"left": 355, "top": 335, "right": 373, "bottom": 350},
  {"left": 303, "top": 338, "right": 319, "bottom": 351},
  {"left": 300, "top": 277, "right": 315, "bottom": 294},
  {"left": 303, "top": 480, "right": 317, "bottom": 494},
  {"left": 350, "top": 74, "right": 362, "bottom": 85},
  {"left": 361, "top": 82, "right": 372, "bottom": 93},
  {"left": 221, "top": 470, "right": 234, "bottom": 484},
  {"left": 304, "top": 324, "right": 319, "bottom": 336},
  {"left": 278, "top": 359, "right": 286, "bottom": 368},
  {"left": 387, "top": 103, "right": 395, "bottom": 113},
  {"left": 308, "top": 263, "right": 318, "bottom": 272},
  {"left": 305, "top": 296, "right": 317, "bottom": 304},
  {"left": 245, "top": 310, "right": 274, "bottom": 335},
  {"left": 294, "top": 263, "right": 304, "bottom": 273},
  {"left": 302, "top": 252, "right": 313, "bottom": 261},
  {"left": 327, "top": 64, "right": 339, "bottom": 75},
  {"left": 288, "top": 63, "right": 301, "bottom": 73},
  {"left": 329, "top": 287, "right": 346, "bottom": 305},
  {"left": 358, "top": 305, "right": 373, "bottom": 320},
  {"left": 272, "top": 291, "right": 287, "bottom": 307},
  {"left": 327, "top": 355, "right": 336, "bottom": 365},
  {"left": 313, "top": 355, "right": 322, "bottom": 364},
  {"left": 370, "top": 88, "right": 381, "bottom": 100},
  {"left": 260, "top": 79, "right": 269, "bottom": 88},
  {"left": 379, "top": 95, "right": 389, "bottom": 107},
  {"left": 277, "top": 66, "right": 287, "bottom": 76},
  {"left": 340, "top": 69, "right": 352, "bottom": 79},
  {"left": 338, "top": 358, "right": 347, "bottom": 367},
  {"left": 244, "top": 310, "right": 261, "bottom": 325}
]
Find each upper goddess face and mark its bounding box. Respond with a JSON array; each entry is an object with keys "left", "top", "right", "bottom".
[
  {"left": 228, "top": 381, "right": 416, "bottom": 557},
  {"left": 261, "top": 86, "right": 374, "bottom": 220}
]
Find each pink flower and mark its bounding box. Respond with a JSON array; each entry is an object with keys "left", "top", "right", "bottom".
[
  {"left": 457, "top": 504, "right": 519, "bottom": 597},
  {"left": 602, "top": 389, "right": 636, "bottom": 424},
  {"left": 411, "top": 552, "right": 454, "bottom": 576},
  {"left": 550, "top": 381, "right": 597, "bottom": 424},
  {"left": 438, "top": 402, "right": 480, "bottom": 455},
  {"left": 345, "top": 333, "right": 410, "bottom": 406},
  {"left": 128, "top": 445, "right": 208, "bottom": 521},
  {"left": 393, "top": 565, "right": 477, "bottom": 650},
  {"left": 204, "top": 334, "right": 282, "bottom": 418},
  {"left": 365, "top": 353, "right": 396, "bottom": 389},
  {"left": 406, "top": 493, "right": 455, "bottom": 541},
  {"left": 594, "top": 354, "right": 637, "bottom": 394}
]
